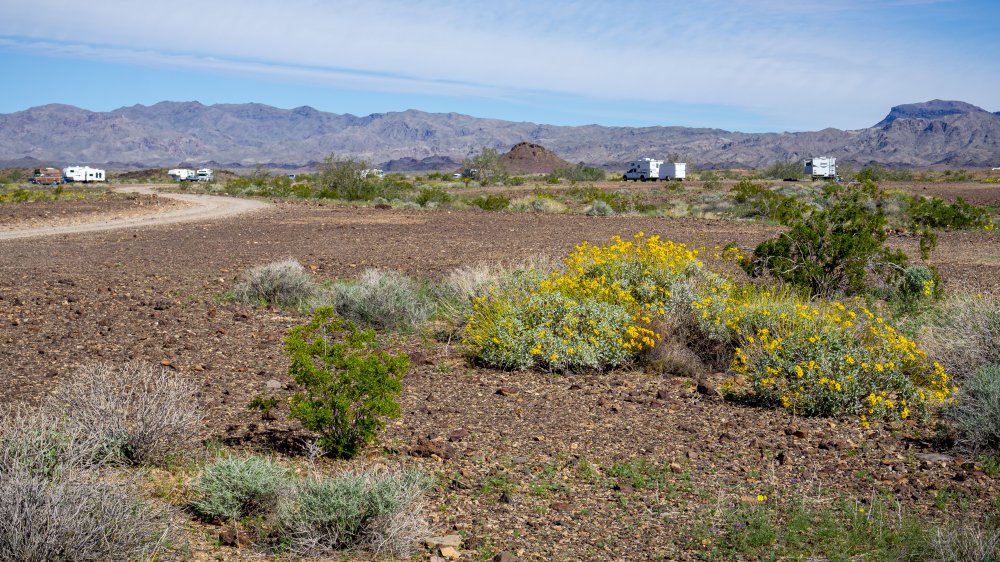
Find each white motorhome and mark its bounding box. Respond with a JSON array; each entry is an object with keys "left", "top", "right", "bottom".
[
  {"left": 62, "top": 166, "right": 105, "bottom": 183},
  {"left": 360, "top": 168, "right": 384, "bottom": 179},
  {"left": 805, "top": 157, "right": 837, "bottom": 180},
  {"left": 168, "top": 168, "right": 196, "bottom": 181},
  {"left": 623, "top": 158, "right": 662, "bottom": 181},
  {"left": 195, "top": 168, "right": 214, "bottom": 182},
  {"left": 658, "top": 162, "right": 687, "bottom": 181}
]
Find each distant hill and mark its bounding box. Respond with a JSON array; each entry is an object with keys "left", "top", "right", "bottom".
[
  {"left": 1, "top": 99, "right": 998, "bottom": 169},
  {"left": 499, "top": 142, "right": 571, "bottom": 174}
]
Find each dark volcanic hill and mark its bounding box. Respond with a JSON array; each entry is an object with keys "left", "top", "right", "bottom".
[
  {"left": 1, "top": 99, "right": 998, "bottom": 169},
  {"left": 499, "top": 142, "right": 571, "bottom": 174}
]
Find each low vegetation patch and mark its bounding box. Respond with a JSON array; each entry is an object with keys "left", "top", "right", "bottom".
[
  {"left": 191, "top": 455, "right": 289, "bottom": 520},
  {"left": 329, "top": 269, "right": 431, "bottom": 331},
  {"left": 233, "top": 258, "right": 319, "bottom": 308},
  {"left": 945, "top": 363, "right": 1000, "bottom": 453}
]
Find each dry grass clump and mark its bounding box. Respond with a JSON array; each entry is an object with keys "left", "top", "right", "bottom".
[
  {"left": 0, "top": 407, "right": 102, "bottom": 478},
  {"left": 930, "top": 518, "right": 1000, "bottom": 562},
  {"left": 46, "top": 362, "right": 202, "bottom": 466},
  {"left": 329, "top": 269, "right": 431, "bottom": 331},
  {"left": 0, "top": 470, "right": 173, "bottom": 562},
  {"left": 945, "top": 363, "right": 1000, "bottom": 454},
  {"left": 233, "top": 258, "right": 318, "bottom": 307},
  {"left": 920, "top": 293, "right": 1000, "bottom": 380}
]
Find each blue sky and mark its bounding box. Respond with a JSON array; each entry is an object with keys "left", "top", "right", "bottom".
[{"left": 1, "top": 0, "right": 997, "bottom": 132}]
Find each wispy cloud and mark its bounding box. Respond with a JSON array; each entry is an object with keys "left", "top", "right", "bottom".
[{"left": 0, "top": 0, "right": 996, "bottom": 129}]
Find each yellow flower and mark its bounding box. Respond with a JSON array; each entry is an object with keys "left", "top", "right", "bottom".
[{"left": 757, "top": 494, "right": 767, "bottom": 502}]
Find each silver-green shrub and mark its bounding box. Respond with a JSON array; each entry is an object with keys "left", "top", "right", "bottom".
[
  {"left": 946, "top": 363, "right": 1000, "bottom": 453},
  {"left": 233, "top": 259, "right": 318, "bottom": 307},
  {"left": 191, "top": 456, "right": 289, "bottom": 521},
  {"left": 330, "top": 269, "right": 431, "bottom": 331}
]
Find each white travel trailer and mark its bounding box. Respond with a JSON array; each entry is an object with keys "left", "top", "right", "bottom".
[
  {"left": 360, "top": 168, "right": 384, "bottom": 179},
  {"left": 805, "top": 157, "right": 837, "bottom": 179},
  {"left": 62, "top": 166, "right": 105, "bottom": 183},
  {"left": 168, "top": 168, "right": 196, "bottom": 181},
  {"left": 194, "top": 168, "right": 214, "bottom": 182},
  {"left": 658, "top": 162, "right": 687, "bottom": 181},
  {"left": 623, "top": 158, "right": 662, "bottom": 181}
]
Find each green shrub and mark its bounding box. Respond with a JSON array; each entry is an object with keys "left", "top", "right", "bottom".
[
  {"left": 233, "top": 259, "right": 318, "bottom": 307},
  {"left": 730, "top": 179, "right": 808, "bottom": 224},
  {"left": 415, "top": 185, "right": 452, "bottom": 207},
  {"left": 742, "top": 182, "right": 908, "bottom": 297},
  {"left": 504, "top": 176, "right": 527, "bottom": 186},
  {"left": 857, "top": 164, "right": 913, "bottom": 182},
  {"left": 285, "top": 308, "right": 406, "bottom": 459},
  {"left": 330, "top": 269, "right": 431, "bottom": 331},
  {"left": 907, "top": 195, "right": 994, "bottom": 230},
  {"left": 510, "top": 195, "right": 566, "bottom": 213},
  {"left": 549, "top": 164, "right": 605, "bottom": 182},
  {"left": 279, "top": 469, "right": 431, "bottom": 557},
  {"left": 586, "top": 200, "right": 614, "bottom": 216},
  {"left": 191, "top": 455, "right": 289, "bottom": 520},
  {"left": 946, "top": 364, "right": 1000, "bottom": 453},
  {"left": 469, "top": 194, "right": 510, "bottom": 211},
  {"left": 313, "top": 155, "right": 397, "bottom": 201},
  {"left": 760, "top": 160, "right": 803, "bottom": 180}
]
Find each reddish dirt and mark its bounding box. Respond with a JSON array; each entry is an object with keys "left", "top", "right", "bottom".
[
  {"left": 0, "top": 198, "right": 997, "bottom": 560},
  {"left": 0, "top": 191, "right": 185, "bottom": 231}
]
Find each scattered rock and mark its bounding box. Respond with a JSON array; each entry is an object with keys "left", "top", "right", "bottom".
[
  {"left": 784, "top": 428, "right": 807, "bottom": 438},
  {"left": 776, "top": 451, "right": 790, "bottom": 465},
  {"left": 496, "top": 387, "right": 516, "bottom": 397},
  {"left": 669, "top": 462, "right": 683, "bottom": 473},
  {"left": 409, "top": 437, "right": 455, "bottom": 459},
  {"left": 916, "top": 452, "right": 954, "bottom": 463},
  {"left": 218, "top": 526, "right": 250, "bottom": 547},
  {"left": 500, "top": 491, "right": 516, "bottom": 504},
  {"left": 550, "top": 501, "right": 571, "bottom": 512},
  {"left": 426, "top": 534, "right": 463, "bottom": 548},
  {"left": 614, "top": 481, "right": 634, "bottom": 494},
  {"left": 265, "top": 379, "right": 282, "bottom": 391},
  {"left": 448, "top": 428, "right": 471, "bottom": 442},
  {"left": 696, "top": 380, "right": 718, "bottom": 397},
  {"left": 440, "top": 546, "right": 460, "bottom": 559},
  {"left": 512, "top": 456, "right": 529, "bottom": 465},
  {"left": 490, "top": 552, "right": 522, "bottom": 562},
  {"left": 656, "top": 388, "right": 670, "bottom": 400}
]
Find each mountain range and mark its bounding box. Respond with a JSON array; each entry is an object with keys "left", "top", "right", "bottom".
[{"left": 1, "top": 99, "right": 998, "bottom": 170}]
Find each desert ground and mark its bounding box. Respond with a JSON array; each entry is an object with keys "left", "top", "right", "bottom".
[{"left": 1, "top": 181, "right": 998, "bottom": 560}]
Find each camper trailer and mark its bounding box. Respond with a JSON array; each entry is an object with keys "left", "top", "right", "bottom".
[
  {"left": 805, "top": 157, "right": 837, "bottom": 180},
  {"left": 62, "top": 166, "right": 106, "bottom": 183},
  {"left": 194, "top": 168, "right": 214, "bottom": 182},
  {"left": 623, "top": 158, "right": 663, "bottom": 181},
  {"left": 168, "top": 168, "right": 196, "bottom": 181},
  {"left": 658, "top": 162, "right": 687, "bottom": 181}
]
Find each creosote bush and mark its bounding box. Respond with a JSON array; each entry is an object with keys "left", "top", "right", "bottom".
[
  {"left": 234, "top": 258, "right": 318, "bottom": 307},
  {"left": 46, "top": 362, "right": 202, "bottom": 466},
  {"left": 330, "top": 269, "right": 431, "bottom": 331},
  {"left": 285, "top": 307, "right": 406, "bottom": 459},
  {"left": 920, "top": 293, "right": 1000, "bottom": 380},
  {"left": 191, "top": 455, "right": 289, "bottom": 521}
]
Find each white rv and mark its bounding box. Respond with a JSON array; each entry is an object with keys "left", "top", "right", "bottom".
[
  {"left": 194, "top": 168, "right": 214, "bottom": 182},
  {"left": 360, "top": 168, "right": 384, "bottom": 179},
  {"left": 168, "top": 168, "right": 196, "bottom": 181},
  {"left": 62, "top": 166, "right": 106, "bottom": 183},
  {"left": 658, "top": 162, "right": 687, "bottom": 181},
  {"left": 623, "top": 158, "right": 663, "bottom": 181},
  {"left": 805, "top": 157, "right": 837, "bottom": 180}
]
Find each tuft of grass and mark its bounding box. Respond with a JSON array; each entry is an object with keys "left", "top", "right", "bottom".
[
  {"left": 329, "top": 269, "right": 431, "bottom": 331},
  {"left": 946, "top": 363, "right": 1000, "bottom": 453},
  {"left": 233, "top": 259, "right": 318, "bottom": 308},
  {"left": 585, "top": 200, "right": 614, "bottom": 216},
  {"left": 920, "top": 293, "right": 1000, "bottom": 381},
  {"left": 191, "top": 456, "right": 289, "bottom": 521},
  {"left": 279, "top": 469, "right": 431, "bottom": 557},
  {"left": 0, "top": 406, "right": 105, "bottom": 478},
  {"left": 0, "top": 470, "right": 175, "bottom": 562},
  {"left": 45, "top": 362, "right": 202, "bottom": 467}
]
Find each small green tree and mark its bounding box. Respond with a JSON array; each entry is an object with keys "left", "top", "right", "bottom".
[
  {"left": 743, "top": 181, "right": 908, "bottom": 297},
  {"left": 761, "top": 160, "right": 804, "bottom": 180},
  {"left": 285, "top": 308, "right": 406, "bottom": 459},
  {"left": 316, "top": 155, "right": 378, "bottom": 200},
  {"left": 463, "top": 147, "right": 508, "bottom": 186}
]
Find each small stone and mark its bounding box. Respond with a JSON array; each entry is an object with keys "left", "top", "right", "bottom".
[
  {"left": 512, "top": 456, "right": 529, "bottom": 465},
  {"left": 916, "top": 452, "right": 954, "bottom": 463},
  {"left": 656, "top": 388, "right": 670, "bottom": 400},
  {"left": 614, "top": 481, "right": 634, "bottom": 493},
  {"left": 426, "top": 534, "right": 463, "bottom": 548},
  {"left": 440, "top": 546, "right": 459, "bottom": 559},
  {"left": 496, "top": 387, "right": 516, "bottom": 397},
  {"left": 500, "top": 491, "right": 515, "bottom": 504},
  {"left": 265, "top": 379, "right": 282, "bottom": 391},
  {"left": 696, "top": 380, "right": 718, "bottom": 397},
  {"left": 669, "top": 462, "right": 683, "bottom": 473},
  {"left": 448, "top": 428, "right": 470, "bottom": 442},
  {"left": 218, "top": 526, "right": 250, "bottom": 547},
  {"left": 550, "top": 501, "right": 571, "bottom": 512},
  {"left": 491, "top": 553, "right": 522, "bottom": 562},
  {"left": 776, "top": 451, "right": 790, "bottom": 465},
  {"left": 159, "top": 359, "right": 171, "bottom": 366}
]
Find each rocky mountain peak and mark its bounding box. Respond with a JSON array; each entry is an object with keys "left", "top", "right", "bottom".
[{"left": 875, "top": 100, "right": 992, "bottom": 127}]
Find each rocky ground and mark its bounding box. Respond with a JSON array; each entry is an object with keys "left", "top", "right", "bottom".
[{"left": 0, "top": 190, "right": 998, "bottom": 560}]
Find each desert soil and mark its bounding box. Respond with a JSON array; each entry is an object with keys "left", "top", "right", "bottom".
[{"left": 0, "top": 186, "right": 997, "bottom": 560}]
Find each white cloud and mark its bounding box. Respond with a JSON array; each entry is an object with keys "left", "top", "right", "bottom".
[{"left": 0, "top": 0, "right": 996, "bottom": 129}]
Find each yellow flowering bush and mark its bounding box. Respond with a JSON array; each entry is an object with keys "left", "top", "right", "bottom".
[
  {"left": 463, "top": 233, "right": 702, "bottom": 372},
  {"left": 707, "top": 287, "right": 954, "bottom": 422}
]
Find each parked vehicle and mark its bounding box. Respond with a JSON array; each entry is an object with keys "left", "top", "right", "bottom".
[
  {"left": 30, "top": 167, "right": 64, "bottom": 185},
  {"left": 658, "top": 162, "right": 687, "bottom": 181},
  {"left": 804, "top": 157, "right": 837, "bottom": 179},
  {"left": 168, "top": 168, "right": 196, "bottom": 181},
  {"left": 62, "top": 166, "right": 106, "bottom": 183},
  {"left": 194, "top": 168, "right": 214, "bottom": 182},
  {"left": 623, "top": 158, "right": 662, "bottom": 182}
]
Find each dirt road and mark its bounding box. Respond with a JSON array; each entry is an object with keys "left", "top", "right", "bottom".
[{"left": 0, "top": 185, "right": 269, "bottom": 241}]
